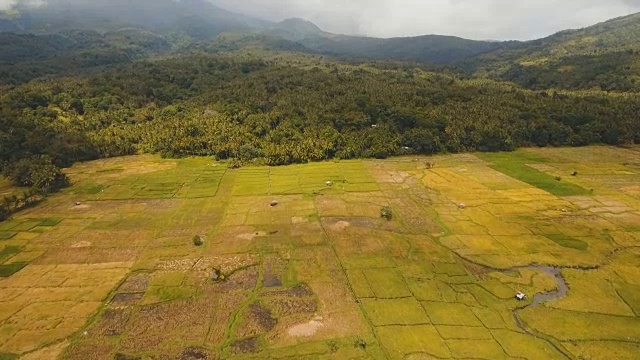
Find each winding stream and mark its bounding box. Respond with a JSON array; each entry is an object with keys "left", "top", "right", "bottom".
[
  {"left": 523, "top": 266, "right": 569, "bottom": 307},
  {"left": 510, "top": 265, "right": 572, "bottom": 359}
]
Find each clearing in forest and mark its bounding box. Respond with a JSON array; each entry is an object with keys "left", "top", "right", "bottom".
[{"left": 0, "top": 146, "right": 639, "bottom": 359}]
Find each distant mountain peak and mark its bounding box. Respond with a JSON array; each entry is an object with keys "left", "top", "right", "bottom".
[{"left": 273, "top": 18, "right": 323, "bottom": 35}]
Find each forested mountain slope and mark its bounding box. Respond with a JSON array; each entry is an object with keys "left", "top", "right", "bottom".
[
  {"left": 1, "top": 3, "right": 503, "bottom": 65},
  {"left": 0, "top": 30, "right": 171, "bottom": 84},
  {"left": 265, "top": 18, "right": 503, "bottom": 64},
  {"left": 0, "top": 0, "right": 268, "bottom": 39},
  {"left": 468, "top": 12, "right": 640, "bottom": 91}
]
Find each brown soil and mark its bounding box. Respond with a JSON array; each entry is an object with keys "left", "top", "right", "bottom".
[
  {"left": 178, "top": 347, "right": 213, "bottom": 360},
  {"left": 109, "top": 292, "right": 144, "bottom": 307},
  {"left": 229, "top": 336, "right": 260, "bottom": 355},
  {"left": 117, "top": 273, "right": 150, "bottom": 293},
  {"left": 330, "top": 220, "right": 351, "bottom": 231},
  {"left": 287, "top": 316, "right": 324, "bottom": 337}
]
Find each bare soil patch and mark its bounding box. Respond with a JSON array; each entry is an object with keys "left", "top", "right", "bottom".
[
  {"left": 330, "top": 220, "right": 350, "bottom": 231},
  {"left": 287, "top": 316, "right": 324, "bottom": 337}
]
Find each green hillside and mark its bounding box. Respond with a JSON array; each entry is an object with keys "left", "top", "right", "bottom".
[{"left": 469, "top": 12, "right": 640, "bottom": 91}]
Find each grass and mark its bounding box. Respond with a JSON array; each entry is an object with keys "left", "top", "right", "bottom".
[
  {"left": 361, "top": 298, "right": 429, "bottom": 326},
  {"left": 0, "top": 148, "right": 638, "bottom": 359},
  {"left": 376, "top": 325, "right": 450, "bottom": 359},
  {"left": 362, "top": 269, "right": 412, "bottom": 298},
  {"left": 0, "top": 232, "right": 16, "bottom": 240},
  {"left": 546, "top": 234, "right": 589, "bottom": 250},
  {"left": 421, "top": 302, "right": 483, "bottom": 326},
  {"left": 478, "top": 151, "right": 591, "bottom": 196},
  {"left": 0, "top": 262, "right": 27, "bottom": 277},
  {"left": 0, "top": 245, "right": 21, "bottom": 262}
]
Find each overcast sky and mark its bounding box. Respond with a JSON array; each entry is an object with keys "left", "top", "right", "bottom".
[
  {"left": 210, "top": 0, "right": 640, "bottom": 40},
  {"left": 1, "top": 0, "right": 640, "bottom": 40}
]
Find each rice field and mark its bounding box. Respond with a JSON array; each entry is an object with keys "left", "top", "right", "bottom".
[{"left": 0, "top": 146, "right": 639, "bottom": 359}]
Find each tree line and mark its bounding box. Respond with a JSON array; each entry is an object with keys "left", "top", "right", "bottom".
[{"left": 1, "top": 52, "right": 639, "bottom": 198}]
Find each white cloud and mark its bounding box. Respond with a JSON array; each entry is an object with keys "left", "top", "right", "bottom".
[{"left": 0, "top": 0, "right": 16, "bottom": 10}]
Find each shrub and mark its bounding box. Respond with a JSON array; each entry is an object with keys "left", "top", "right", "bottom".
[
  {"left": 192, "top": 235, "right": 203, "bottom": 246},
  {"left": 380, "top": 206, "right": 393, "bottom": 220}
]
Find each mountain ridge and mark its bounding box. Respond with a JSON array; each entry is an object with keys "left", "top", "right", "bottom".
[{"left": 1, "top": 3, "right": 640, "bottom": 89}]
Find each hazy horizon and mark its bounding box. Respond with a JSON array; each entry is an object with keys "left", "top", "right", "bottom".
[{"left": 2, "top": 0, "right": 640, "bottom": 40}]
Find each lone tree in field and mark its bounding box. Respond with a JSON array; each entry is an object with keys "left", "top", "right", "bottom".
[{"left": 192, "top": 235, "right": 204, "bottom": 246}]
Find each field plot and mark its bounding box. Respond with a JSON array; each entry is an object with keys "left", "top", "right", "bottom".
[{"left": 0, "top": 146, "right": 639, "bottom": 359}]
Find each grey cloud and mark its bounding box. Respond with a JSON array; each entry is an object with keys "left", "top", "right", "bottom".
[
  {"left": 210, "top": 0, "right": 640, "bottom": 40},
  {"left": 2, "top": 0, "right": 639, "bottom": 40}
]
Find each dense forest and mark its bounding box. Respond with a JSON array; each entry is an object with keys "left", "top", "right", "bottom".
[
  {"left": 1, "top": 2, "right": 640, "bottom": 221},
  {"left": 2, "top": 52, "right": 639, "bottom": 189}
]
